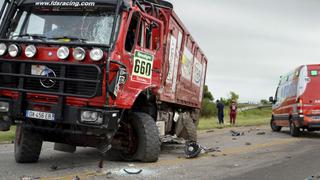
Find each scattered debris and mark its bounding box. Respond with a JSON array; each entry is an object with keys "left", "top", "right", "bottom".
[
  {"left": 234, "top": 164, "right": 239, "bottom": 167},
  {"left": 128, "top": 164, "right": 135, "bottom": 167},
  {"left": 286, "top": 156, "right": 292, "bottom": 159},
  {"left": 184, "top": 141, "right": 220, "bottom": 158},
  {"left": 184, "top": 141, "right": 202, "bottom": 158},
  {"left": 106, "top": 172, "right": 113, "bottom": 179},
  {"left": 72, "top": 176, "right": 80, "bottom": 180},
  {"left": 256, "top": 132, "right": 266, "bottom": 135},
  {"left": 20, "top": 176, "right": 40, "bottom": 180},
  {"left": 202, "top": 146, "right": 221, "bottom": 153},
  {"left": 222, "top": 153, "right": 227, "bottom": 156},
  {"left": 162, "top": 135, "right": 185, "bottom": 144},
  {"left": 206, "top": 130, "right": 215, "bottom": 133},
  {"left": 230, "top": 130, "right": 244, "bottom": 136},
  {"left": 232, "top": 138, "right": 237, "bottom": 140},
  {"left": 245, "top": 142, "right": 252, "bottom": 146},
  {"left": 305, "top": 175, "right": 320, "bottom": 180},
  {"left": 123, "top": 168, "right": 143, "bottom": 175},
  {"left": 211, "top": 154, "right": 217, "bottom": 157},
  {"left": 50, "top": 165, "right": 58, "bottom": 171}
]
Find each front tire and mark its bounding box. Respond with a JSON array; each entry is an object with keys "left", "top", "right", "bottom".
[
  {"left": 289, "top": 120, "right": 300, "bottom": 137},
  {"left": 14, "top": 125, "right": 43, "bottom": 163},
  {"left": 121, "top": 112, "right": 160, "bottom": 162}
]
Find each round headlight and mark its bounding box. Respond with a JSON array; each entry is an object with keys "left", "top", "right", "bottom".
[
  {"left": 8, "top": 44, "right": 20, "bottom": 57},
  {"left": 25, "top": 45, "right": 37, "bottom": 58},
  {"left": 73, "top": 47, "right": 86, "bottom": 61},
  {"left": 0, "top": 43, "right": 7, "bottom": 56},
  {"left": 57, "top": 46, "right": 70, "bottom": 60},
  {"left": 90, "top": 48, "right": 103, "bottom": 61}
]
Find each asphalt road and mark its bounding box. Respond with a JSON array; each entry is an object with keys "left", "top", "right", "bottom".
[{"left": 0, "top": 125, "right": 320, "bottom": 180}]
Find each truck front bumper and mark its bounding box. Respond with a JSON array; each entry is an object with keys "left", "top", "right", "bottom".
[{"left": 0, "top": 97, "right": 120, "bottom": 132}]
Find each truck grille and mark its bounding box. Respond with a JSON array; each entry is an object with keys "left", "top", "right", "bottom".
[{"left": 0, "top": 59, "right": 102, "bottom": 98}]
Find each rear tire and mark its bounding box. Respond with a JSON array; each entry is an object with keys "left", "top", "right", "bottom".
[
  {"left": 270, "top": 118, "right": 281, "bottom": 132},
  {"left": 289, "top": 120, "right": 300, "bottom": 137},
  {"left": 14, "top": 125, "right": 43, "bottom": 163},
  {"left": 178, "top": 121, "right": 197, "bottom": 142},
  {"left": 121, "top": 112, "right": 160, "bottom": 162}
]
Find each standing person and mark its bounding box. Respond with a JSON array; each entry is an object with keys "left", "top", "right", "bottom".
[
  {"left": 216, "top": 100, "right": 224, "bottom": 125},
  {"left": 229, "top": 101, "right": 238, "bottom": 126}
]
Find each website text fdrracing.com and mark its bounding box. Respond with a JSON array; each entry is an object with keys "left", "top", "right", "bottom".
[{"left": 35, "top": 1, "right": 95, "bottom": 7}]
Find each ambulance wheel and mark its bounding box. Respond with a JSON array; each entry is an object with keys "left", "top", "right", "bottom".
[
  {"left": 120, "top": 112, "right": 160, "bottom": 162},
  {"left": 289, "top": 120, "right": 300, "bottom": 137},
  {"left": 14, "top": 125, "right": 43, "bottom": 163},
  {"left": 270, "top": 118, "right": 281, "bottom": 132}
]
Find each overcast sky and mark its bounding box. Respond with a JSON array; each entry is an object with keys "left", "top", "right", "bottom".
[{"left": 168, "top": 0, "right": 320, "bottom": 102}]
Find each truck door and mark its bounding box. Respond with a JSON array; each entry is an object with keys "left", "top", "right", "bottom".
[
  {"left": 123, "top": 11, "right": 163, "bottom": 86},
  {"left": 161, "top": 18, "right": 184, "bottom": 103}
]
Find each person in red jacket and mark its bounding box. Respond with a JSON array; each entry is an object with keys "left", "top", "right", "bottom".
[{"left": 229, "top": 101, "right": 237, "bottom": 126}]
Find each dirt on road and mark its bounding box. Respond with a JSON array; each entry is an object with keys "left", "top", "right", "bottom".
[{"left": 0, "top": 125, "right": 319, "bottom": 180}]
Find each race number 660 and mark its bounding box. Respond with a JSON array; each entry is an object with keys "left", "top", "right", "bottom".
[{"left": 134, "top": 59, "right": 152, "bottom": 77}]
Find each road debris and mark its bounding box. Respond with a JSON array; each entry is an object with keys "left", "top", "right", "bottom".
[
  {"left": 184, "top": 141, "right": 220, "bottom": 158},
  {"left": 230, "top": 130, "right": 245, "bottom": 136},
  {"left": 49, "top": 165, "right": 58, "bottom": 171},
  {"left": 20, "top": 176, "right": 40, "bottom": 180},
  {"left": 305, "top": 175, "right": 320, "bottom": 180},
  {"left": 184, "top": 141, "right": 202, "bottom": 158},
  {"left": 206, "top": 130, "right": 215, "bottom": 133},
  {"left": 72, "top": 176, "right": 80, "bottom": 180},
  {"left": 123, "top": 168, "right": 143, "bottom": 175},
  {"left": 245, "top": 142, "right": 252, "bottom": 146},
  {"left": 256, "top": 132, "right": 266, "bottom": 135},
  {"left": 162, "top": 135, "right": 185, "bottom": 144}
]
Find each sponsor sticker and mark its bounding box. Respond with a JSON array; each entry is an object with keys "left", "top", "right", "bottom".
[{"left": 131, "top": 50, "right": 154, "bottom": 84}]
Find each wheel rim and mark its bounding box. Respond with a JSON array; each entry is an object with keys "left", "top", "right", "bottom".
[{"left": 118, "top": 120, "right": 138, "bottom": 157}]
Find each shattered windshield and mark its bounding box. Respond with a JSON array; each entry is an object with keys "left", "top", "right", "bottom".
[{"left": 9, "top": 7, "right": 117, "bottom": 44}]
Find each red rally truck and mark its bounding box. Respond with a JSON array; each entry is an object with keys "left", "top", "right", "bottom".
[{"left": 0, "top": 0, "right": 208, "bottom": 163}]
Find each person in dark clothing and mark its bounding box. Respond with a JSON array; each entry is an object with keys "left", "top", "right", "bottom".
[
  {"left": 229, "top": 101, "right": 238, "bottom": 126},
  {"left": 216, "top": 100, "right": 224, "bottom": 125}
]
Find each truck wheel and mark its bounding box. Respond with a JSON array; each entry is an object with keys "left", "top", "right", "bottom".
[
  {"left": 121, "top": 112, "right": 160, "bottom": 162},
  {"left": 270, "top": 118, "right": 281, "bottom": 132},
  {"left": 14, "top": 125, "right": 43, "bottom": 163},
  {"left": 178, "top": 120, "right": 197, "bottom": 142},
  {"left": 289, "top": 120, "right": 300, "bottom": 137}
]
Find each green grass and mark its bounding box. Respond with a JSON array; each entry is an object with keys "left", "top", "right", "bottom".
[
  {"left": 0, "top": 126, "right": 15, "bottom": 143},
  {"left": 198, "top": 107, "right": 271, "bottom": 130}
]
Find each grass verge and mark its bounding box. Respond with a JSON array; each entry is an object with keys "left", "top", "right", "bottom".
[
  {"left": 198, "top": 107, "right": 271, "bottom": 130},
  {"left": 0, "top": 126, "right": 15, "bottom": 143}
]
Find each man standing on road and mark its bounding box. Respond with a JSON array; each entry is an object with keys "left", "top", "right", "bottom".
[
  {"left": 216, "top": 100, "right": 224, "bottom": 125},
  {"left": 229, "top": 100, "right": 238, "bottom": 126}
]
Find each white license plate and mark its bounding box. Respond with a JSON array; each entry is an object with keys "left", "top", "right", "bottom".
[{"left": 26, "top": 110, "right": 55, "bottom": 121}]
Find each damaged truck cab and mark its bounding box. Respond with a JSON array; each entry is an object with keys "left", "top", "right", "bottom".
[{"left": 0, "top": 0, "right": 208, "bottom": 163}]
